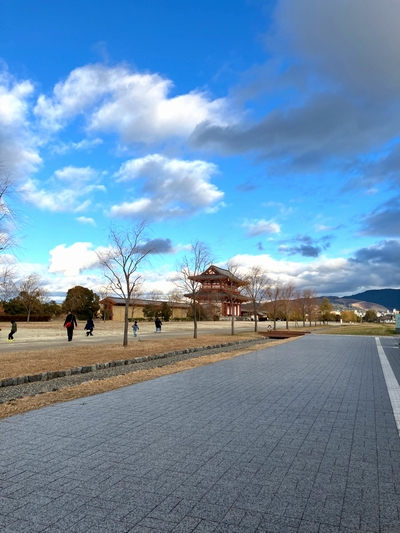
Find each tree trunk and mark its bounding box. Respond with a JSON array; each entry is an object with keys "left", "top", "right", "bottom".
[
  {"left": 123, "top": 300, "right": 129, "bottom": 347},
  {"left": 253, "top": 303, "right": 258, "bottom": 332},
  {"left": 193, "top": 301, "right": 197, "bottom": 339}
]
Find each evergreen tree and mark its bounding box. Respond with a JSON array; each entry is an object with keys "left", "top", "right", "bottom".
[{"left": 62, "top": 286, "right": 100, "bottom": 320}]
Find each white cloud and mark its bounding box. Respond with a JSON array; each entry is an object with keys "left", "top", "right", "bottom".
[
  {"left": 48, "top": 242, "right": 100, "bottom": 276},
  {"left": 205, "top": 202, "right": 226, "bottom": 214},
  {"left": 34, "top": 63, "right": 231, "bottom": 144},
  {"left": 76, "top": 216, "right": 96, "bottom": 226},
  {"left": 23, "top": 166, "right": 106, "bottom": 212},
  {"left": 224, "top": 254, "right": 351, "bottom": 295},
  {"left": 0, "top": 76, "right": 33, "bottom": 125},
  {"left": 51, "top": 138, "right": 103, "bottom": 155},
  {"left": 54, "top": 166, "right": 98, "bottom": 183},
  {"left": 0, "top": 69, "right": 41, "bottom": 177},
  {"left": 110, "top": 154, "right": 224, "bottom": 220},
  {"left": 315, "top": 224, "right": 334, "bottom": 232},
  {"left": 243, "top": 219, "right": 281, "bottom": 237},
  {"left": 225, "top": 247, "right": 400, "bottom": 296}
]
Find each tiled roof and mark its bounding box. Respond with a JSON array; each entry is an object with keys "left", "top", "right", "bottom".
[{"left": 101, "top": 297, "right": 189, "bottom": 308}]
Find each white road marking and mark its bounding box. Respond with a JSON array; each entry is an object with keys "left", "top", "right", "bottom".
[{"left": 376, "top": 337, "right": 400, "bottom": 436}]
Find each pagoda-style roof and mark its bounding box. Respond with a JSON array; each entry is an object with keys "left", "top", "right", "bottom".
[
  {"left": 185, "top": 265, "right": 249, "bottom": 307},
  {"left": 188, "top": 264, "right": 247, "bottom": 286}
]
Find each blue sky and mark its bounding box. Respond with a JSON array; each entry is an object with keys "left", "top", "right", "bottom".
[{"left": 1, "top": 0, "right": 400, "bottom": 301}]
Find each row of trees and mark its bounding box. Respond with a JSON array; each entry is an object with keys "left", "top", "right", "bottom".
[
  {"left": 0, "top": 275, "right": 101, "bottom": 321},
  {"left": 0, "top": 273, "right": 57, "bottom": 320}
]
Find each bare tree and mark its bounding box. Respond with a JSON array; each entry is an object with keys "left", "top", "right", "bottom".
[
  {"left": 242, "top": 265, "right": 271, "bottom": 332},
  {"left": 0, "top": 264, "right": 17, "bottom": 301},
  {"left": 175, "top": 241, "right": 212, "bottom": 339},
  {"left": 281, "top": 282, "right": 297, "bottom": 330},
  {"left": 146, "top": 289, "right": 164, "bottom": 301},
  {"left": 302, "top": 288, "right": 318, "bottom": 327},
  {"left": 266, "top": 282, "right": 283, "bottom": 330},
  {"left": 129, "top": 285, "right": 143, "bottom": 320},
  {"left": 99, "top": 285, "right": 113, "bottom": 321},
  {"left": 168, "top": 289, "right": 184, "bottom": 303},
  {"left": 19, "top": 273, "right": 49, "bottom": 322},
  {"left": 97, "top": 223, "right": 153, "bottom": 347},
  {"left": 0, "top": 167, "right": 19, "bottom": 252},
  {"left": 291, "top": 290, "right": 305, "bottom": 326}
]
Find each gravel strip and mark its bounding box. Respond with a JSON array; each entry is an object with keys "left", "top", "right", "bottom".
[{"left": 0, "top": 338, "right": 270, "bottom": 404}]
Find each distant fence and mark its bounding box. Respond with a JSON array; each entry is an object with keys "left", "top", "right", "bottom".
[{"left": 0, "top": 315, "right": 52, "bottom": 322}]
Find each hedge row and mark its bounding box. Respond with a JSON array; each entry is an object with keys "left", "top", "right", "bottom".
[{"left": 0, "top": 315, "right": 52, "bottom": 322}]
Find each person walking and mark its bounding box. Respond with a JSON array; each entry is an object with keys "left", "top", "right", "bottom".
[
  {"left": 132, "top": 320, "right": 139, "bottom": 337},
  {"left": 7, "top": 320, "right": 17, "bottom": 342},
  {"left": 155, "top": 317, "right": 162, "bottom": 332},
  {"left": 84, "top": 315, "right": 94, "bottom": 337},
  {"left": 64, "top": 311, "right": 77, "bottom": 341}
]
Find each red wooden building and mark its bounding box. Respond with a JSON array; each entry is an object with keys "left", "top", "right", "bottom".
[{"left": 187, "top": 265, "right": 249, "bottom": 317}]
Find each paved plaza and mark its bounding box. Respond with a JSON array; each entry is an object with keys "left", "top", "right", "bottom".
[{"left": 0, "top": 335, "right": 399, "bottom": 532}]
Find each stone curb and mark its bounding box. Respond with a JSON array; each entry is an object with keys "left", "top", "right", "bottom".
[{"left": 0, "top": 338, "right": 267, "bottom": 389}]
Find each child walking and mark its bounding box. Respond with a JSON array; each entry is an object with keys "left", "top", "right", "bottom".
[
  {"left": 84, "top": 315, "right": 94, "bottom": 337},
  {"left": 132, "top": 321, "right": 139, "bottom": 337}
]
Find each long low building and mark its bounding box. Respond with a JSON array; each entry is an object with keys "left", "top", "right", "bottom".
[{"left": 100, "top": 297, "right": 190, "bottom": 321}]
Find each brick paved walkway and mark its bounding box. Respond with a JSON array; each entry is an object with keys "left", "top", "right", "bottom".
[{"left": 0, "top": 335, "right": 399, "bottom": 532}]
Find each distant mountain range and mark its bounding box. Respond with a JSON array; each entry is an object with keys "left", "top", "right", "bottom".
[{"left": 325, "top": 289, "right": 400, "bottom": 312}]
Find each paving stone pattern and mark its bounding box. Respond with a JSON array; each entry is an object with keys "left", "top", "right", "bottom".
[{"left": 1, "top": 335, "right": 399, "bottom": 533}]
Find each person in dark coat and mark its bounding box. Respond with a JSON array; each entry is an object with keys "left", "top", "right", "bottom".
[
  {"left": 84, "top": 315, "right": 94, "bottom": 337},
  {"left": 64, "top": 311, "right": 77, "bottom": 341},
  {"left": 8, "top": 321, "right": 17, "bottom": 341},
  {"left": 155, "top": 317, "right": 162, "bottom": 332}
]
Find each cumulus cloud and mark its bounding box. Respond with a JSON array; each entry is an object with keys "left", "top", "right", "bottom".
[
  {"left": 34, "top": 63, "right": 230, "bottom": 144},
  {"left": 23, "top": 166, "right": 106, "bottom": 212},
  {"left": 53, "top": 166, "right": 98, "bottom": 183},
  {"left": 0, "top": 69, "right": 41, "bottom": 177},
  {"left": 243, "top": 219, "right": 280, "bottom": 237},
  {"left": 110, "top": 154, "right": 223, "bottom": 220},
  {"left": 48, "top": 242, "right": 100, "bottom": 276},
  {"left": 229, "top": 247, "right": 400, "bottom": 296},
  {"left": 48, "top": 233, "right": 176, "bottom": 278}
]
